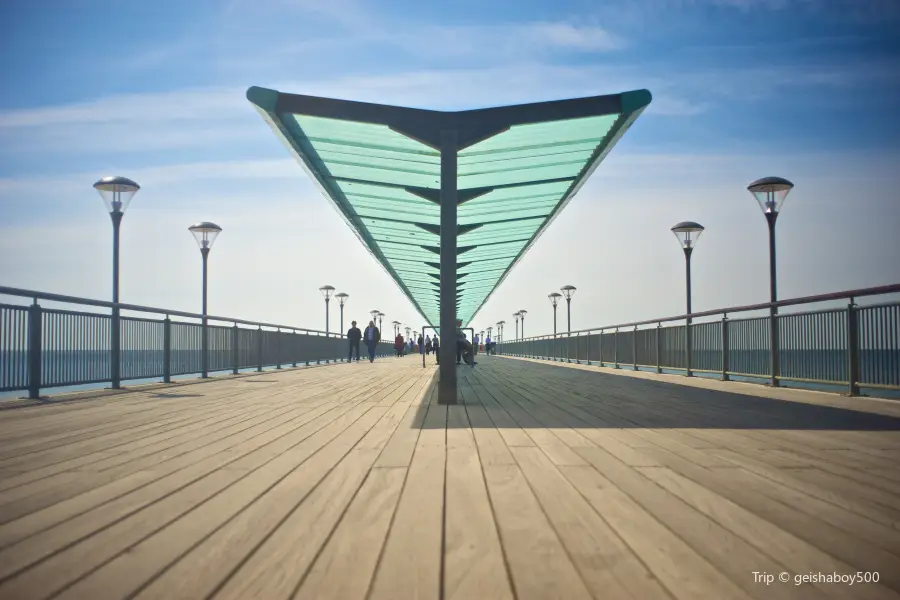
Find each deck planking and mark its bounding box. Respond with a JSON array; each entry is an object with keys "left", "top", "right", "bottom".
[{"left": 0, "top": 353, "right": 898, "bottom": 600}]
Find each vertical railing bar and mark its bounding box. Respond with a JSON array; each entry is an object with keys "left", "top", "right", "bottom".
[{"left": 257, "top": 326, "right": 263, "bottom": 372}]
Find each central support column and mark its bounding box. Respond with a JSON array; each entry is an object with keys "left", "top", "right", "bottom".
[{"left": 438, "top": 129, "right": 458, "bottom": 405}]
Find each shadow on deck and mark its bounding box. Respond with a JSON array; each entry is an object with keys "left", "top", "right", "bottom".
[{"left": 413, "top": 356, "right": 900, "bottom": 430}]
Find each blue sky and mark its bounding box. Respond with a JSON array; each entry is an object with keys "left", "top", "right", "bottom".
[{"left": 1, "top": 0, "right": 899, "bottom": 335}]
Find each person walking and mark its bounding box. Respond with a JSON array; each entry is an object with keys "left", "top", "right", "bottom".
[
  {"left": 394, "top": 332, "right": 404, "bottom": 357},
  {"left": 485, "top": 334, "right": 492, "bottom": 355},
  {"left": 417, "top": 333, "right": 424, "bottom": 355},
  {"left": 347, "top": 320, "right": 362, "bottom": 362},
  {"left": 433, "top": 336, "right": 440, "bottom": 364},
  {"left": 425, "top": 335, "right": 432, "bottom": 355},
  {"left": 363, "top": 320, "right": 380, "bottom": 363}
]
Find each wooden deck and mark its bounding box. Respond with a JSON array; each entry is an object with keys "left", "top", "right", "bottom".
[{"left": 1, "top": 354, "right": 899, "bottom": 600}]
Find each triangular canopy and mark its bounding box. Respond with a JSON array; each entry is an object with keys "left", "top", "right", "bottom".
[{"left": 248, "top": 86, "right": 651, "bottom": 327}]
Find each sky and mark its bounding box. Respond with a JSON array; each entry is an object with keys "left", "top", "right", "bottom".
[{"left": 1, "top": 0, "right": 899, "bottom": 339}]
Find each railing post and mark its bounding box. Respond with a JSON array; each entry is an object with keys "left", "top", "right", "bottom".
[
  {"left": 614, "top": 328, "right": 619, "bottom": 368},
  {"left": 231, "top": 323, "right": 239, "bottom": 375},
  {"left": 163, "top": 316, "right": 171, "bottom": 383},
  {"left": 847, "top": 300, "right": 860, "bottom": 396},
  {"left": 276, "top": 328, "right": 282, "bottom": 369},
  {"left": 656, "top": 322, "right": 662, "bottom": 374},
  {"left": 257, "top": 326, "right": 263, "bottom": 372},
  {"left": 633, "top": 326, "right": 638, "bottom": 370},
  {"left": 292, "top": 330, "right": 298, "bottom": 367},
  {"left": 598, "top": 329, "right": 603, "bottom": 367},
  {"left": 111, "top": 304, "right": 121, "bottom": 389},
  {"left": 769, "top": 312, "right": 780, "bottom": 387},
  {"left": 685, "top": 319, "right": 693, "bottom": 377},
  {"left": 721, "top": 314, "right": 729, "bottom": 381},
  {"left": 575, "top": 332, "right": 580, "bottom": 364},
  {"left": 585, "top": 330, "right": 590, "bottom": 365},
  {"left": 27, "top": 299, "right": 42, "bottom": 399}
]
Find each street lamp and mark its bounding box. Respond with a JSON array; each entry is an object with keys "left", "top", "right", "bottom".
[
  {"left": 335, "top": 292, "right": 349, "bottom": 336},
  {"left": 391, "top": 320, "right": 400, "bottom": 337},
  {"left": 748, "top": 177, "right": 793, "bottom": 310},
  {"left": 670, "top": 222, "right": 704, "bottom": 316},
  {"left": 188, "top": 221, "right": 223, "bottom": 379},
  {"left": 319, "top": 285, "right": 335, "bottom": 334},
  {"left": 519, "top": 310, "right": 528, "bottom": 338},
  {"left": 748, "top": 176, "right": 794, "bottom": 386},
  {"left": 497, "top": 320, "right": 505, "bottom": 352},
  {"left": 405, "top": 326, "right": 411, "bottom": 339},
  {"left": 377, "top": 312, "right": 385, "bottom": 332},
  {"left": 514, "top": 311, "right": 521, "bottom": 340},
  {"left": 548, "top": 292, "right": 562, "bottom": 336},
  {"left": 93, "top": 176, "right": 140, "bottom": 389},
  {"left": 561, "top": 285, "right": 576, "bottom": 333},
  {"left": 671, "top": 221, "right": 704, "bottom": 377}
]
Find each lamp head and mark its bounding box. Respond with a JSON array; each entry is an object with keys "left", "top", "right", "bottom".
[
  {"left": 748, "top": 176, "right": 794, "bottom": 215},
  {"left": 94, "top": 176, "right": 140, "bottom": 215},
  {"left": 188, "top": 222, "right": 223, "bottom": 250},
  {"left": 670, "top": 221, "right": 704, "bottom": 250}
]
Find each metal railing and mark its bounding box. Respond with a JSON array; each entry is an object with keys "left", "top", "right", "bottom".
[
  {"left": 497, "top": 284, "right": 900, "bottom": 396},
  {"left": 0, "top": 286, "right": 393, "bottom": 399}
]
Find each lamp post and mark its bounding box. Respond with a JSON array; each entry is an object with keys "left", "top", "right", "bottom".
[
  {"left": 497, "top": 320, "right": 505, "bottom": 353},
  {"left": 548, "top": 292, "right": 562, "bottom": 336},
  {"left": 188, "top": 222, "right": 223, "bottom": 379},
  {"left": 514, "top": 312, "right": 521, "bottom": 340},
  {"left": 519, "top": 310, "right": 527, "bottom": 339},
  {"left": 671, "top": 221, "right": 704, "bottom": 377},
  {"left": 561, "top": 285, "right": 576, "bottom": 333},
  {"left": 319, "top": 285, "right": 335, "bottom": 334},
  {"left": 392, "top": 320, "right": 401, "bottom": 337},
  {"left": 335, "top": 292, "right": 348, "bottom": 336},
  {"left": 94, "top": 176, "right": 140, "bottom": 389},
  {"left": 748, "top": 176, "right": 794, "bottom": 386},
  {"left": 377, "top": 312, "right": 385, "bottom": 332},
  {"left": 370, "top": 309, "right": 380, "bottom": 329}
]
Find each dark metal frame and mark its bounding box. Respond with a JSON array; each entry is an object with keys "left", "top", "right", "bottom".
[{"left": 246, "top": 86, "right": 652, "bottom": 403}]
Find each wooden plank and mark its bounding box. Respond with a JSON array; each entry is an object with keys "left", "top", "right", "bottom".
[
  {"left": 483, "top": 463, "right": 593, "bottom": 600},
  {"left": 373, "top": 377, "right": 434, "bottom": 468},
  {"left": 0, "top": 401, "right": 383, "bottom": 599},
  {"left": 134, "top": 379, "right": 422, "bottom": 600},
  {"left": 458, "top": 381, "right": 515, "bottom": 467},
  {"left": 443, "top": 405, "right": 514, "bottom": 600},
  {"left": 144, "top": 448, "right": 381, "bottom": 600},
  {"left": 294, "top": 466, "right": 406, "bottom": 600},
  {"left": 367, "top": 395, "right": 446, "bottom": 600},
  {"left": 52, "top": 405, "right": 392, "bottom": 600},
  {"left": 511, "top": 446, "right": 670, "bottom": 599},
  {"left": 710, "top": 449, "right": 900, "bottom": 529},
  {"left": 560, "top": 465, "right": 758, "bottom": 600},
  {"left": 0, "top": 386, "right": 377, "bottom": 550},
  {"left": 639, "top": 466, "right": 900, "bottom": 600},
  {"left": 574, "top": 446, "right": 822, "bottom": 600}
]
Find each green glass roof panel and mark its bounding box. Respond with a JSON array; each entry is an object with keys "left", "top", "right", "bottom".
[
  {"left": 458, "top": 115, "right": 619, "bottom": 155},
  {"left": 248, "top": 86, "right": 650, "bottom": 327}
]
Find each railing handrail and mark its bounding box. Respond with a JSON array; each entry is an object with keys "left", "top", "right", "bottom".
[
  {"left": 504, "top": 282, "right": 900, "bottom": 342},
  {"left": 0, "top": 285, "right": 342, "bottom": 338}
]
